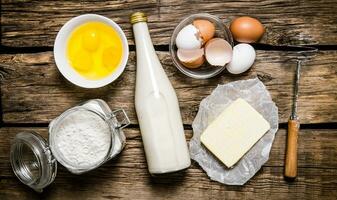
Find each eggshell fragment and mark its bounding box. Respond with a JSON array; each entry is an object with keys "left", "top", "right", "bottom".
[
  {"left": 226, "top": 43, "right": 256, "bottom": 74},
  {"left": 205, "top": 38, "right": 233, "bottom": 66},
  {"left": 193, "top": 19, "right": 215, "bottom": 43},
  {"left": 230, "top": 16, "right": 265, "bottom": 43},
  {"left": 177, "top": 48, "right": 205, "bottom": 68},
  {"left": 176, "top": 24, "right": 203, "bottom": 50}
]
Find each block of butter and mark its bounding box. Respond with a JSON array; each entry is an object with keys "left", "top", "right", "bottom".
[{"left": 200, "top": 98, "right": 270, "bottom": 168}]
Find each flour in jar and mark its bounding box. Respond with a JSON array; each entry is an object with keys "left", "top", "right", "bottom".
[{"left": 52, "top": 110, "right": 111, "bottom": 168}]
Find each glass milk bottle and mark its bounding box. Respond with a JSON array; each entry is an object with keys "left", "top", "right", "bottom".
[{"left": 130, "top": 12, "right": 191, "bottom": 174}]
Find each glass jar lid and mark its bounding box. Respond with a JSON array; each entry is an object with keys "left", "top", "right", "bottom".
[{"left": 10, "top": 131, "right": 57, "bottom": 192}]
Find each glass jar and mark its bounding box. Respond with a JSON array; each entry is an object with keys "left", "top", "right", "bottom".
[{"left": 10, "top": 99, "right": 130, "bottom": 192}]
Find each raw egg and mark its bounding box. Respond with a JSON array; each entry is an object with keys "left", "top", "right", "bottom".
[
  {"left": 230, "top": 16, "right": 265, "bottom": 43},
  {"left": 67, "top": 21, "right": 123, "bottom": 80},
  {"left": 226, "top": 43, "right": 256, "bottom": 74}
]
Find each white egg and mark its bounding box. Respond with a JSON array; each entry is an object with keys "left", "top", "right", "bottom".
[
  {"left": 226, "top": 43, "right": 256, "bottom": 74},
  {"left": 176, "top": 24, "right": 202, "bottom": 50}
]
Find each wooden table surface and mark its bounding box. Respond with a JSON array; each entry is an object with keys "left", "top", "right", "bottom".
[{"left": 0, "top": 0, "right": 337, "bottom": 199}]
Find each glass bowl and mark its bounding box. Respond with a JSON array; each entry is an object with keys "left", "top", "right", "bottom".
[{"left": 169, "top": 13, "right": 233, "bottom": 79}]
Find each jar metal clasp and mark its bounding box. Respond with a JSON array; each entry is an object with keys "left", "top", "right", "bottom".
[
  {"left": 109, "top": 109, "right": 130, "bottom": 129},
  {"left": 43, "top": 146, "right": 56, "bottom": 165}
]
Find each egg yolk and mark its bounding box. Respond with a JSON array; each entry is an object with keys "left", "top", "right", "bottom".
[
  {"left": 67, "top": 22, "right": 123, "bottom": 80},
  {"left": 82, "top": 30, "right": 100, "bottom": 52}
]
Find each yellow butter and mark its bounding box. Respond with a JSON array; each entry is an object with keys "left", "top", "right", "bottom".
[{"left": 200, "top": 98, "right": 270, "bottom": 168}]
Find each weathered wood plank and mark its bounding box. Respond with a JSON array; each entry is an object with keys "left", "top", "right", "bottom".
[
  {"left": 1, "top": 51, "right": 336, "bottom": 124},
  {"left": 1, "top": 167, "right": 337, "bottom": 200},
  {"left": 1, "top": 127, "right": 336, "bottom": 176},
  {"left": 1, "top": 0, "right": 337, "bottom": 47},
  {"left": 0, "top": 127, "right": 336, "bottom": 200}
]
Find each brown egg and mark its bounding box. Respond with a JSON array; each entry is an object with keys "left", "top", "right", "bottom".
[
  {"left": 230, "top": 17, "right": 265, "bottom": 43},
  {"left": 193, "top": 19, "right": 215, "bottom": 43},
  {"left": 177, "top": 48, "right": 205, "bottom": 69}
]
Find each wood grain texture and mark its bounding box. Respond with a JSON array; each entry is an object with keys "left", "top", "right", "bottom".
[
  {"left": 1, "top": 0, "right": 337, "bottom": 47},
  {"left": 1, "top": 51, "right": 336, "bottom": 124},
  {"left": 0, "top": 127, "right": 336, "bottom": 199},
  {"left": 285, "top": 119, "right": 300, "bottom": 179},
  {"left": 1, "top": 168, "right": 336, "bottom": 200}
]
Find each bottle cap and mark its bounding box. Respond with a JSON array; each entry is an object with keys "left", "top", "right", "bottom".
[{"left": 130, "top": 12, "right": 147, "bottom": 24}]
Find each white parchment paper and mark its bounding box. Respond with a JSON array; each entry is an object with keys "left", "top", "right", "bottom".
[{"left": 189, "top": 78, "right": 278, "bottom": 185}]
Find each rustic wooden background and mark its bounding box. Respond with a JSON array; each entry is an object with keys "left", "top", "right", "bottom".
[{"left": 0, "top": 0, "right": 337, "bottom": 199}]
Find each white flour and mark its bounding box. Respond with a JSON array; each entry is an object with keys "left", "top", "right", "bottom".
[{"left": 53, "top": 110, "right": 111, "bottom": 168}]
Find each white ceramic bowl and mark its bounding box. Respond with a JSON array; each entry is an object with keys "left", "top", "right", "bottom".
[{"left": 54, "top": 14, "right": 129, "bottom": 88}]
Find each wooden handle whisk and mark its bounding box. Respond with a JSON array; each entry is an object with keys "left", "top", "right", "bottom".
[{"left": 284, "top": 119, "right": 300, "bottom": 179}]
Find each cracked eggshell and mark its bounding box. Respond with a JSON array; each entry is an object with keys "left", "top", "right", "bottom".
[
  {"left": 193, "top": 19, "right": 215, "bottom": 43},
  {"left": 226, "top": 43, "right": 256, "bottom": 74},
  {"left": 177, "top": 48, "right": 205, "bottom": 68},
  {"left": 205, "top": 38, "right": 233, "bottom": 66},
  {"left": 175, "top": 24, "right": 203, "bottom": 50}
]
